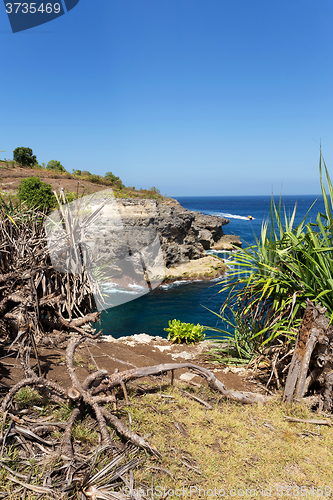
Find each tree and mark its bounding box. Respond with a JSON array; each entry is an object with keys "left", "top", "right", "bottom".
[
  {"left": 104, "top": 171, "right": 124, "bottom": 189},
  {"left": 13, "top": 147, "right": 37, "bottom": 167},
  {"left": 105, "top": 171, "right": 120, "bottom": 183},
  {"left": 17, "top": 177, "right": 56, "bottom": 212},
  {"left": 46, "top": 160, "right": 66, "bottom": 173}
]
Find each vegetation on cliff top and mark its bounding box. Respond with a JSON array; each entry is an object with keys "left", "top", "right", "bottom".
[{"left": 0, "top": 146, "right": 168, "bottom": 203}]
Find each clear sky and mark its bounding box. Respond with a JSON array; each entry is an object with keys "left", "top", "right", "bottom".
[{"left": 1, "top": 0, "right": 333, "bottom": 196}]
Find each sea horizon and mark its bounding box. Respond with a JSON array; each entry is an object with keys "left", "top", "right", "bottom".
[{"left": 171, "top": 194, "right": 323, "bottom": 198}]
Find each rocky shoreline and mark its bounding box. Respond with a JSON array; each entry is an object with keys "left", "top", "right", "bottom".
[{"left": 116, "top": 198, "right": 241, "bottom": 281}]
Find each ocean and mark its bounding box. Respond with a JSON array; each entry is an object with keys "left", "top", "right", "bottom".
[{"left": 97, "top": 195, "right": 325, "bottom": 339}]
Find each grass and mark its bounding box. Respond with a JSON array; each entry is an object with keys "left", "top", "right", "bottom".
[
  {"left": 2, "top": 380, "right": 333, "bottom": 498},
  {"left": 126, "top": 382, "right": 333, "bottom": 498},
  {"left": 72, "top": 421, "right": 99, "bottom": 444},
  {"left": 55, "top": 352, "right": 85, "bottom": 367},
  {"left": 14, "top": 387, "right": 43, "bottom": 406}
]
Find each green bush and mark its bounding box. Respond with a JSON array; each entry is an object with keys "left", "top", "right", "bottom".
[
  {"left": 13, "top": 147, "right": 37, "bottom": 167},
  {"left": 46, "top": 160, "right": 66, "bottom": 173},
  {"left": 104, "top": 172, "right": 125, "bottom": 189},
  {"left": 164, "top": 319, "right": 206, "bottom": 344},
  {"left": 64, "top": 191, "right": 78, "bottom": 203},
  {"left": 90, "top": 174, "right": 103, "bottom": 184},
  {"left": 205, "top": 309, "right": 261, "bottom": 365},
  {"left": 105, "top": 171, "right": 120, "bottom": 182},
  {"left": 17, "top": 177, "right": 56, "bottom": 212}
]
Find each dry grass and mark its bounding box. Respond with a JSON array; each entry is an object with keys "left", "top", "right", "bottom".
[
  {"left": 124, "top": 381, "right": 333, "bottom": 499},
  {"left": 1, "top": 381, "right": 333, "bottom": 499}
]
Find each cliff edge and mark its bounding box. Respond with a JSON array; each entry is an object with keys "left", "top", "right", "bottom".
[{"left": 116, "top": 198, "right": 241, "bottom": 280}]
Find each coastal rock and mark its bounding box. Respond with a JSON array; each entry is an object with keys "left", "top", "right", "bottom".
[
  {"left": 212, "top": 234, "right": 242, "bottom": 251},
  {"left": 84, "top": 198, "right": 236, "bottom": 282},
  {"left": 165, "top": 254, "right": 226, "bottom": 280},
  {"left": 197, "top": 228, "right": 213, "bottom": 250},
  {"left": 116, "top": 199, "right": 231, "bottom": 267}
]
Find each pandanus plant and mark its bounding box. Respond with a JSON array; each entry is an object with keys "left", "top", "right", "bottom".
[{"left": 208, "top": 150, "right": 333, "bottom": 362}]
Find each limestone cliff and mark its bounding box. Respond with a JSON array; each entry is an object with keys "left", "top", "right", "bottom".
[{"left": 116, "top": 198, "right": 233, "bottom": 268}]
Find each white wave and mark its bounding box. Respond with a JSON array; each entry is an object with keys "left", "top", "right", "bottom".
[
  {"left": 159, "top": 279, "right": 192, "bottom": 290},
  {"left": 159, "top": 283, "right": 172, "bottom": 290},
  {"left": 105, "top": 289, "right": 139, "bottom": 295},
  {"left": 101, "top": 282, "right": 120, "bottom": 291},
  {"left": 206, "top": 249, "right": 235, "bottom": 255},
  {"left": 102, "top": 282, "right": 144, "bottom": 295},
  {"left": 217, "top": 212, "right": 255, "bottom": 221},
  {"left": 128, "top": 283, "right": 147, "bottom": 291}
]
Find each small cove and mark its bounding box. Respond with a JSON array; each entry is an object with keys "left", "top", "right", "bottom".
[{"left": 97, "top": 195, "right": 324, "bottom": 339}]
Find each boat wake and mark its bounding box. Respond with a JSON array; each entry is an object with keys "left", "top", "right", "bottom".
[{"left": 216, "top": 212, "right": 255, "bottom": 221}]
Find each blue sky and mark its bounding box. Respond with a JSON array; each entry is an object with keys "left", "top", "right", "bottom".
[{"left": 1, "top": 0, "right": 333, "bottom": 196}]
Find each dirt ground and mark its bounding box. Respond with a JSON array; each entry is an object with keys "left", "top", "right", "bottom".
[
  {"left": 0, "top": 334, "right": 263, "bottom": 396},
  {"left": 0, "top": 163, "right": 108, "bottom": 196}
]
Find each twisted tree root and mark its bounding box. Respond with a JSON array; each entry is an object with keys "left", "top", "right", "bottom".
[
  {"left": 1, "top": 335, "right": 269, "bottom": 464},
  {"left": 60, "top": 407, "right": 81, "bottom": 461},
  {"left": 94, "top": 362, "right": 268, "bottom": 405}
]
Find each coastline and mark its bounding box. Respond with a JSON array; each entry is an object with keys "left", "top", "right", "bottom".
[
  {"left": 97, "top": 197, "right": 242, "bottom": 286},
  {"left": 163, "top": 254, "right": 227, "bottom": 282}
]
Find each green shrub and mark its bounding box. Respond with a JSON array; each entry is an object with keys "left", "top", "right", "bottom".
[
  {"left": 46, "top": 159, "right": 66, "bottom": 173},
  {"left": 17, "top": 177, "right": 56, "bottom": 212},
  {"left": 90, "top": 174, "right": 103, "bottom": 184},
  {"left": 164, "top": 319, "right": 206, "bottom": 344},
  {"left": 104, "top": 172, "right": 125, "bottom": 189},
  {"left": 205, "top": 309, "right": 261, "bottom": 365},
  {"left": 65, "top": 191, "right": 78, "bottom": 203},
  {"left": 105, "top": 171, "right": 120, "bottom": 182},
  {"left": 13, "top": 147, "right": 37, "bottom": 167}
]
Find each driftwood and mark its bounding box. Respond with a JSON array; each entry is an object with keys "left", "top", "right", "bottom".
[
  {"left": 0, "top": 330, "right": 270, "bottom": 495},
  {"left": 283, "top": 300, "right": 333, "bottom": 410}
]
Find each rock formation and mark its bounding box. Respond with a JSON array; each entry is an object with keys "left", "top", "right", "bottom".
[{"left": 116, "top": 198, "right": 237, "bottom": 267}]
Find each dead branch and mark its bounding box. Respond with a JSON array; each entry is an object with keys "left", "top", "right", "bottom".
[
  {"left": 284, "top": 416, "right": 331, "bottom": 426},
  {"left": 100, "top": 362, "right": 268, "bottom": 405}
]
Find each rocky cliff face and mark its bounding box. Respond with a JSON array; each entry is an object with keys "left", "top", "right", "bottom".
[
  {"left": 46, "top": 196, "right": 240, "bottom": 306},
  {"left": 116, "top": 199, "right": 231, "bottom": 267}
]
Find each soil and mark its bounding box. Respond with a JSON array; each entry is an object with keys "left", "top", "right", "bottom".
[
  {"left": 0, "top": 334, "right": 262, "bottom": 396},
  {"left": 0, "top": 162, "right": 172, "bottom": 201},
  {"left": 0, "top": 164, "right": 258, "bottom": 398},
  {"left": 0, "top": 163, "right": 116, "bottom": 197}
]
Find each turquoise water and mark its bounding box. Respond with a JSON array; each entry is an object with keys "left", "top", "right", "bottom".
[{"left": 97, "top": 195, "right": 324, "bottom": 339}]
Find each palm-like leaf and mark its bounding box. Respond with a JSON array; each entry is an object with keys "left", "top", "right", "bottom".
[{"left": 214, "top": 150, "right": 333, "bottom": 349}]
